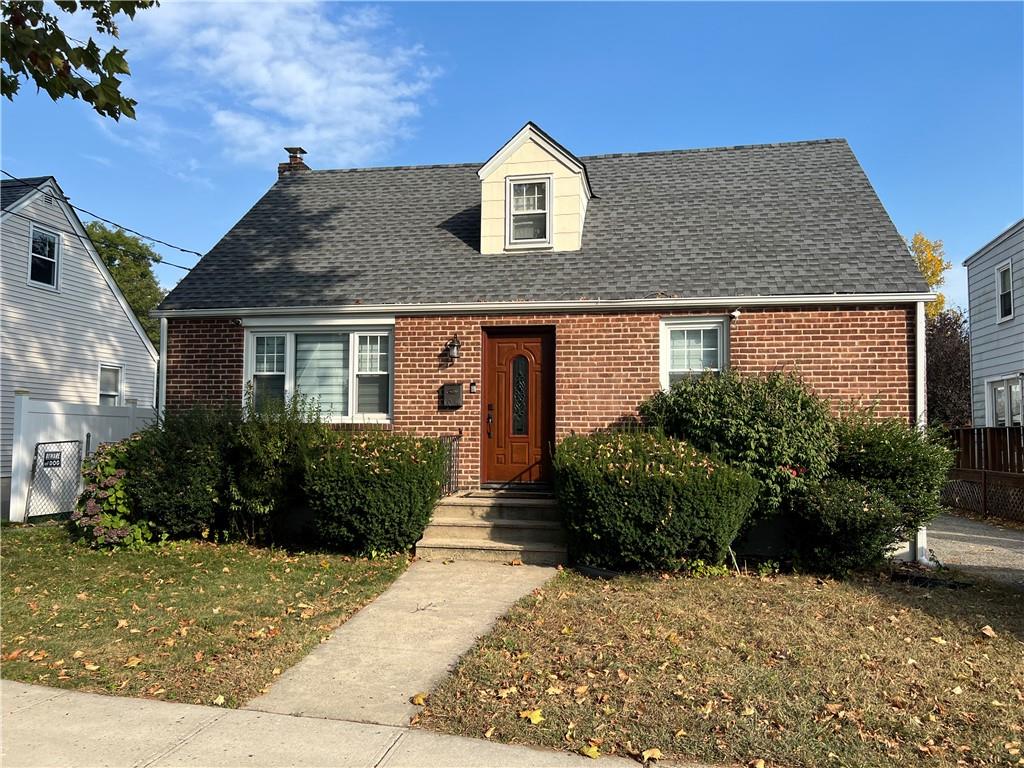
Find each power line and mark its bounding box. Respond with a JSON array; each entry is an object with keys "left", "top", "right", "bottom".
[
  {"left": 1, "top": 169, "right": 205, "bottom": 261},
  {"left": 2, "top": 206, "right": 194, "bottom": 272}
]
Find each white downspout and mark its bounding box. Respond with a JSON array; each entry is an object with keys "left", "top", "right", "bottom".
[
  {"left": 158, "top": 317, "right": 168, "bottom": 418},
  {"left": 912, "top": 300, "right": 930, "bottom": 564}
]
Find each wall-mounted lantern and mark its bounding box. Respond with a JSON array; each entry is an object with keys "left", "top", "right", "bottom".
[{"left": 445, "top": 335, "right": 462, "bottom": 362}]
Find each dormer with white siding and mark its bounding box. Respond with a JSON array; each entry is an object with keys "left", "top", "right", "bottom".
[{"left": 477, "top": 122, "right": 593, "bottom": 255}]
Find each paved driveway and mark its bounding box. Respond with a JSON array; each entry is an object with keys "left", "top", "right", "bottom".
[{"left": 928, "top": 514, "right": 1024, "bottom": 590}]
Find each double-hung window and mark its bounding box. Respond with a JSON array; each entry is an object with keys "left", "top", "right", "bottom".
[
  {"left": 246, "top": 328, "right": 392, "bottom": 422},
  {"left": 990, "top": 377, "right": 1022, "bottom": 427},
  {"left": 98, "top": 364, "right": 123, "bottom": 406},
  {"left": 29, "top": 226, "right": 60, "bottom": 289},
  {"left": 660, "top": 317, "right": 727, "bottom": 388},
  {"left": 997, "top": 262, "right": 1014, "bottom": 321},
  {"left": 507, "top": 177, "right": 550, "bottom": 246}
]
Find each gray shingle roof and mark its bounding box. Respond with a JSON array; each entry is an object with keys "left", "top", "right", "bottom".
[
  {"left": 159, "top": 139, "right": 926, "bottom": 311},
  {"left": 1, "top": 176, "right": 53, "bottom": 211}
]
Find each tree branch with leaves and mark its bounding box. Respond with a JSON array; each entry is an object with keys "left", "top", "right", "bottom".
[
  {"left": 905, "top": 232, "right": 952, "bottom": 319},
  {"left": 2, "top": 0, "right": 156, "bottom": 120}
]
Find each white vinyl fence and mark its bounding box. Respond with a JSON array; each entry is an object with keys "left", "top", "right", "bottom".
[{"left": 8, "top": 392, "right": 156, "bottom": 522}]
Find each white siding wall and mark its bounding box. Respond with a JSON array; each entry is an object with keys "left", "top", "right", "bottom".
[
  {"left": 966, "top": 220, "right": 1024, "bottom": 425},
  {"left": 1, "top": 188, "right": 158, "bottom": 480}
]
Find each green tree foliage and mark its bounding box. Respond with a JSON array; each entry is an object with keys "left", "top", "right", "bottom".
[
  {"left": 2, "top": 0, "right": 156, "bottom": 120},
  {"left": 926, "top": 308, "right": 972, "bottom": 428},
  {"left": 85, "top": 221, "right": 165, "bottom": 344}
]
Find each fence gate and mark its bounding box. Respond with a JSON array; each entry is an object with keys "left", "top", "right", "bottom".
[{"left": 26, "top": 441, "right": 83, "bottom": 518}]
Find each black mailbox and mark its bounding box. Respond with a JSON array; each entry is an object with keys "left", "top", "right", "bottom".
[{"left": 440, "top": 383, "right": 464, "bottom": 409}]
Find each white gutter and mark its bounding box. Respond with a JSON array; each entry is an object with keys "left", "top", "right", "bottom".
[
  {"left": 153, "top": 292, "right": 937, "bottom": 319},
  {"left": 912, "top": 299, "right": 930, "bottom": 564},
  {"left": 158, "top": 317, "right": 168, "bottom": 417}
]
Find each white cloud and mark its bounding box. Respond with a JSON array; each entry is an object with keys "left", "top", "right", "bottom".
[{"left": 125, "top": 2, "right": 438, "bottom": 168}]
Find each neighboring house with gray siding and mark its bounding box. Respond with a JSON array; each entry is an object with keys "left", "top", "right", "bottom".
[
  {"left": 0, "top": 176, "right": 158, "bottom": 514},
  {"left": 965, "top": 218, "right": 1023, "bottom": 426}
]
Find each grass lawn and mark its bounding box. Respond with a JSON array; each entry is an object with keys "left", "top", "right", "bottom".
[
  {"left": 1, "top": 525, "right": 405, "bottom": 707},
  {"left": 421, "top": 569, "right": 1024, "bottom": 768}
]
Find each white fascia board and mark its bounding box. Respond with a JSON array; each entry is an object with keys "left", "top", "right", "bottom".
[
  {"left": 241, "top": 314, "right": 395, "bottom": 327},
  {"left": 154, "top": 292, "right": 937, "bottom": 319}
]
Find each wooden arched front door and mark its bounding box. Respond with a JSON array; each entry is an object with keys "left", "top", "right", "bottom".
[{"left": 482, "top": 329, "right": 555, "bottom": 485}]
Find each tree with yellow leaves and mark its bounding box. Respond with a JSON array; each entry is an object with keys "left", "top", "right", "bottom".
[{"left": 905, "top": 232, "right": 952, "bottom": 318}]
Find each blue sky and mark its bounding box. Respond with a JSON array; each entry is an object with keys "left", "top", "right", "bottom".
[{"left": 2, "top": 1, "right": 1022, "bottom": 310}]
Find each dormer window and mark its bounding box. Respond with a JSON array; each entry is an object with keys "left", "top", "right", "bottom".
[{"left": 507, "top": 176, "right": 551, "bottom": 247}]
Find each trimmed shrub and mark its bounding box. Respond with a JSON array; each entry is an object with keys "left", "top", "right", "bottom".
[
  {"left": 553, "top": 432, "right": 760, "bottom": 570},
  {"left": 639, "top": 371, "right": 836, "bottom": 520},
  {"left": 124, "top": 407, "right": 235, "bottom": 539},
  {"left": 71, "top": 439, "right": 153, "bottom": 550},
  {"left": 794, "top": 478, "right": 902, "bottom": 576},
  {"left": 832, "top": 409, "right": 954, "bottom": 537},
  {"left": 305, "top": 431, "right": 448, "bottom": 555},
  {"left": 224, "top": 393, "right": 332, "bottom": 544}
]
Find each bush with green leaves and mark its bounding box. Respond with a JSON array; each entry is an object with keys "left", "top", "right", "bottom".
[
  {"left": 553, "top": 432, "right": 759, "bottom": 570},
  {"left": 224, "top": 392, "right": 332, "bottom": 544},
  {"left": 71, "top": 439, "right": 153, "bottom": 550},
  {"left": 831, "top": 409, "right": 954, "bottom": 537},
  {"left": 124, "top": 407, "right": 235, "bottom": 539},
  {"left": 793, "top": 477, "right": 903, "bottom": 577},
  {"left": 305, "top": 431, "right": 448, "bottom": 555},
  {"left": 639, "top": 370, "right": 836, "bottom": 520}
]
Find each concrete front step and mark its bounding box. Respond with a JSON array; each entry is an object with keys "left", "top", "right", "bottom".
[
  {"left": 421, "top": 517, "right": 567, "bottom": 546},
  {"left": 434, "top": 493, "right": 560, "bottom": 522},
  {"left": 416, "top": 538, "right": 567, "bottom": 566}
]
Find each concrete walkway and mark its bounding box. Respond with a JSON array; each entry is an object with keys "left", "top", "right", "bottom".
[
  {"left": 928, "top": 513, "right": 1024, "bottom": 590},
  {"left": 2, "top": 681, "right": 649, "bottom": 767},
  {"left": 247, "top": 559, "right": 555, "bottom": 725}
]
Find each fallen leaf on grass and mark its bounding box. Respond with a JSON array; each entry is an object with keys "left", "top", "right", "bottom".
[
  {"left": 212, "top": 695, "right": 225, "bottom": 706},
  {"left": 930, "top": 636, "right": 946, "bottom": 645},
  {"left": 123, "top": 656, "right": 142, "bottom": 668},
  {"left": 83, "top": 664, "right": 99, "bottom": 671},
  {"left": 749, "top": 760, "right": 766, "bottom": 768},
  {"left": 579, "top": 744, "right": 600, "bottom": 759},
  {"left": 72, "top": 650, "right": 84, "bottom": 659},
  {"left": 641, "top": 748, "right": 664, "bottom": 762},
  {"left": 2, "top": 649, "right": 23, "bottom": 661},
  {"left": 410, "top": 692, "right": 428, "bottom": 706},
  {"left": 519, "top": 708, "right": 545, "bottom": 725},
  {"left": 484, "top": 727, "right": 495, "bottom": 739},
  {"left": 497, "top": 686, "right": 518, "bottom": 699},
  {"left": 980, "top": 625, "right": 998, "bottom": 638}
]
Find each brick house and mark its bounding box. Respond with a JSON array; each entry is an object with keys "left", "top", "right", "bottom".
[{"left": 155, "top": 123, "right": 931, "bottom": 494}]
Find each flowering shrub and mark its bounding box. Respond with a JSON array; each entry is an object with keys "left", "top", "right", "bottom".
[
  {"left": 639, "top": 370, "right": 836, "bottom": 520},
  {"left": 305, "top": 430, "right": 448, "bottom": 555},
  {"left": 71, "top": 440, "right": 153, "bottom": 550},
  {"left": 553, "top": 432, "right": 759, "bottom": 570}
]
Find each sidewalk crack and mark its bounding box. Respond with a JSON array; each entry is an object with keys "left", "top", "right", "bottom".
[{"left": 373, "top": 731, "right": 406, "bottom": 768}]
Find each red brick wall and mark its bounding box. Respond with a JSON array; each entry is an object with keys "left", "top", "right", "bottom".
[
  {"left": 392, "top": 305, "right": 915, "bottom": 487},
  {"left": 164, "top": 318, "right": 244, "bottom": 411},
  {"left": 166, "top": 306, "right": 916, "bottom": 486}
]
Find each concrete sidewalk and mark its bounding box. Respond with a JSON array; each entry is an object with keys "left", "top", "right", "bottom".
[
  {"left": 2, "top": 680, "right": 649, "bottom": 767},
  {"left": 247, "top": 559, "right": 555, "bottom": 725}
]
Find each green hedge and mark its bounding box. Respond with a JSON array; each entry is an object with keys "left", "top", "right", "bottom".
[
  {"left": 832, "top": 410, "right": 953, "bottom": 538},
  {"left": 553, "top": 432, "right": 759, "bottom": 570},
  {"left": 639, "top": 371, "right": 835, "bottom": 520},
  {"left": 305, "top": 431, "right": 448, "bottom": 555},
  {"left": 125, "top": 407, "right": 234, "bottom": 539},
  {"left": 794, "top": 478, "right": 903, "bottom": 577}
]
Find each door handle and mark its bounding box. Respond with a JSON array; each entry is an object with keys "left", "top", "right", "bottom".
[{"left": 487, "top": 408, "right": 493, "bottom": 438}]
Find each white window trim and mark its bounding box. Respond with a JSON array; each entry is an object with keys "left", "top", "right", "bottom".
[
  {"left": 996, "top": 260, "right": 1014, "bottom": 323},
  {"left": 97, "top": 362, "right": 125, "bottom": 406},
  {"left": 27, "top": 223, "right": 61, "bottom": 291},
  {"left": 984, "top": 373, "right": 1023, "bottom": 427},
  {"left": 505, "top": 174, "right": 553, "bottom": 250},
  {"left": 659, "top": 316, "right": 729, "bottom": 389},
  {"left": 243, "top": 327, "right": 394, "bottom": 423}
]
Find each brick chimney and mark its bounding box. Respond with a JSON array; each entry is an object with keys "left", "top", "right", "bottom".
[{"left": 278, "top": 147, "right": 310, "bottom": 177}]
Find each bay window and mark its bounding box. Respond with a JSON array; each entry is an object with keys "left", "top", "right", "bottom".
[{"left": 245, "top": 328, "right": 392, "bottom": 421}]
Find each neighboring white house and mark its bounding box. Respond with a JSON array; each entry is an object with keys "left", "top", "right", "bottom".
[
  {"left": 1, "top": 176, "right": 158, "bottom": 516},
  {"left": 965, "top": 217, "right": 1023, "bottom": 426}
]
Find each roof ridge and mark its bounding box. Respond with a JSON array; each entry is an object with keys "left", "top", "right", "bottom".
[{"left": 297, "top": 138, "right": 848, "bottom": 176}]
